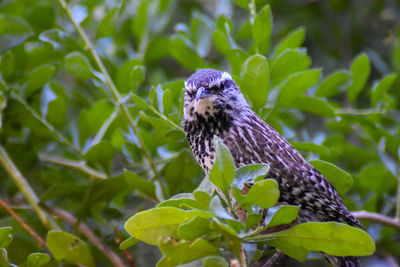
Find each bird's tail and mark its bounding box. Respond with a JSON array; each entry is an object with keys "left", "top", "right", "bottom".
[{"left": 325, "top": 255, "right": 360, "bottom": 267}]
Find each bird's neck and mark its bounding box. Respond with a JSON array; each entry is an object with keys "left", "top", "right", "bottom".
[{"left": 183, "top": 107, "right": 256, "bottom": 173}]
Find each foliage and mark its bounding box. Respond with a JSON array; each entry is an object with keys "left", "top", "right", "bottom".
[
  {"left": 125, "top": 140, "right": 374, "bottom": 266},
  {"left": 0, "top": 0, "right": 399, "bottom": 266}
]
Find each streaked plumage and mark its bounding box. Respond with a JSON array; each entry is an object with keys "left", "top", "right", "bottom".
[{"left": 182, "top": 69, "right": 362, "bottom": 267}]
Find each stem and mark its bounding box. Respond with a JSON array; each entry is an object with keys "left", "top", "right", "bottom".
[
  {"left": 57, "top": 0, "right": 166, "bottom": 199},
  {"left": 249, "top": 0, "right": 258, "bottom": 54},
  {"left": 46, "top": 207, "right": 126, "bottom": 267},
  {"left": 0, "top": 146, "right": 58, "bottom": 230},
  {"left": 239, "top": 244, "right": 247, "bottom": 267},
  {"left": 250, "top": 0, "right": 256, "bottom": 20},
  {"left": 147, "top": 105, "right": 183, "bottom": 133},
  {"left": 396, "top": 182, "right": 400, "bottom": 220},
  {"left": 39, "top": 153, "right": 107, "bottom": 180},
  {"left": 91, "top": 107, "right": 119, "bottom": 147},
  {"left": 12, "top": 94, "right": 81, "bottom": 155},
  {"left": 352, "top": 211, "right": 400, "bottom": 231},
  {"left": 0, "top": 199, "right": 47, "bottom": 247},
  {"left": 113, "top": 227, "right": 136, "bottom": 267}
]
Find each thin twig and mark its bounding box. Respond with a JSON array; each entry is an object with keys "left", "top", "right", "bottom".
[
  {"left": 396, "top": 182, "right": 400, "bottom": 220},
  {"left": 0, "top": 199, "right": 47, "bottom": 247},
  {"left": 249, "top": 0, "right": 258, "bottom": 54},
  {"left": 57, "top": 0, "right": 166, "bottom": 199},
  {"left": 11, "top": 94, "right": 81, "bottom": 155},
  {"left": 113, "top": 227, "right": 136, "bottom": 267},
  {"left": 91, "top": 107, "right": 119, "bottom": 147},
  {"left": 46, "top": 206, "right": 126, "bottom": 267},
  {"left": 0, "top": 145, "right": 58, "bottom": 230},
  {"left": 147, "top": 105, "right": 183, "bottom": 133},
  {"left": 239, "top": 244, "right": 247, "bottom": 267},
  {"left": 352, "top": 211, "right": 400, "bottom": 231},
  {"left": 39, "top": 153, "right": 107, "bottom": 180}
]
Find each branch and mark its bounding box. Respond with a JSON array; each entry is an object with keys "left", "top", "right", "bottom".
[
  {"left": 239, "top": 244, "right": 247, "bottom": 267},
  {"left": 113, "top": 227, "right": 136, "bottom": 267},
  {"left": 352, "top": 211, "right": 400, "bottom": 231},
  {"left": 0, "top": 199, "right": 46, "bottom": 247},
  {"left": 0, "top": 145, "right": 58, "bottom": 230},
  {"left": 46, "top": 207, "right": 126, "bottom": 267},
  {"left": 39, "top": 153, "right": 107, "bottom": 180},
  {"left": 57, "top": 0, "right": 166, "bottom": 199}
]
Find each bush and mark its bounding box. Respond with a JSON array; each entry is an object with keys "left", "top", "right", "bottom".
[{"left": 0, "top": 0, "right": 399, "bottom": 266}]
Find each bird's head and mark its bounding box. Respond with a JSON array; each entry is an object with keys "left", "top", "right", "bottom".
[{"left": 183, "top": 69, "right": 248, "bottom": 124}]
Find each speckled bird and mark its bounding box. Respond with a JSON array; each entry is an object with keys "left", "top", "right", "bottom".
[{"left": 182, "top": 69, "right": 362, "bottom": 267}]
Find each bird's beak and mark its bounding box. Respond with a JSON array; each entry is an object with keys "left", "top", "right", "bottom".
[{"left": 195, "top": 86, "right": 211, "bottom": 101}]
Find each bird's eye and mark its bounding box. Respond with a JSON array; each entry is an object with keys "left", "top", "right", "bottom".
[{"left": 187, "top": 90, "right": 195, "bottom": 99}]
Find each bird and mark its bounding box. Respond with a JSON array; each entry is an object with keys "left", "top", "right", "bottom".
[{"left": 181, "top": 69, "right": 362, "bottom": 267}]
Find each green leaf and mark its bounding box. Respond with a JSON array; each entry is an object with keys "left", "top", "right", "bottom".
[
  {"left": 116, "top": 59, "right": 143, "bottom": 93},
  {"left": 27, "top": 253, "right": 51, "bottom": 267},
  {"left": 119, "top": 236, "right": 139, "bottom": 250},
  {"left": 264, "top": 205, "right": 299, "bottom": 228},
  {"left": 347, "top": 53, "right": 371, "bottom": 104},
  {"left": 190, "top": 11, "right": 214, "bottom": 57},
  {"left": 26, "top": 64, "right": 56, "bottom": 96},
  {"left": 240, "top": 54, "right": 269, "bottom": 110},
  {"left": 274, "top": 27, "right": 305, "bottom": 55},
  {"left": 0, "top": 15, "right": 33, "bottom": 53},
  {"left": 124, "top": 207, "right": 212, "bottom": 245},
  {"left": 292, "top": 96, "right": 335, "bottom": 118},
  {"left": 275, "top": 69, "right": 320, "bottom": 107},
  {"left": 131, "top": 93, "right": 150, "bottom": 110},
  {"left": 178, "top": 216, "right": 212, "bottom": 240},
  {"left": 266, "top": 222, "right": 375, "bottom": 256},
  {"left": 0, "top": 227, "right": 12, "bottom": 249},
  {"left": 96, "top": 7, "right": 118, "bottom": 39},
  {"left": 162, "top": 89, "right": 173, "bottom": 115},
  {"left": 159, "top": 237, "right": 220, "bottom": 264},
  {"left": 232, "top": 163, "right": 269, "bottom": 189},
  {"left": 47, "top": 231, "right": 94, "bottom": 267},
  {"left": 83, "top": 142, "right": 117, "bottom": 172},
  {"left": 371, "top": 73, "right": 397, "bottom": 107},
  {"left": 157, "top": 197, "right": 204, "bottom": 210},
  {"left": 212, "top": 29, "right": 230, "bottom": 54},
  {"left": 358, "top": 164, "right": 397, "bottom": 195},
  {"left": 39, "top": 29, "right": 76, "bottom": 51},
  {"left": 315, "top": 70, "right": 351, "bottom": 97},
  {"left": 209, "top": 137, "right": 235, "bottom": 198},
  {"left": 309, "top": 160, "right": 353, "bottom": 195},
  {"left": 64, "top": 51, "right": 98, "bottom": 80},
  {"left": 129, "top": 65, "right": 145, "bottom": 93},
  {"left": 169, "top": 34, "right": 205, "bottom": 70},
  {"left": 271, "top": 49, "right": 311, "bottom": 87},
  {"left": 233, "top": 0, "right": 249, "bottom": 10},
  {"left": 203, "top": 256, "right": 229, "bottom": 267},
  {"left": 132, "top": 0, "right": 148, "bottom": 42},
  {"left": 40, "top": 183, "right": 86, "bottom": 202},
  {"left": 210, "top": 195, "right": 234, "bottom": 220},
  {"left": 0, "top": 248, "right": 9, "bottom": 266},
  {"left": 125, "top": 170, "right": 156, "bottom": 199},
  {"left": 78, "top": 100, "right": 114, "bottom": 146},
  {"left": 252, "top": 5, "right": 272, "bottom": 54},
  {"left": 227, "top": 48, "right": 248, "bottom": 76},
  {"left": 0, "top": 51, "right": 15, "bottom": 80},
  {"left": 156, "top": 256, "right": 178, "bottom": 267},
  {"left": 234, "top": 179, "right": 279, "bottom": 209},
  {"left": 290, "top": 142, "right": 329, "bottom": 157}
]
